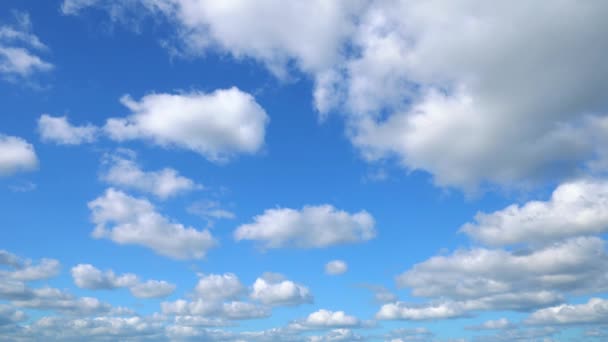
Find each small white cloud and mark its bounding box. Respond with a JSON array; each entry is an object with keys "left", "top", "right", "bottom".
[
  {"left": 234, "top": 205, "right": 376, "bottom": 249},
  {"left": 194, "top": 273, "right": 244, "bottom": 301},
  {"left": 37, "top": 114, "right": 98, "bottom": 145},
  {"left": 187, "top": 200, "right": 235, "bottom": 223},
  {"left": 104, "top": 88, "right": 269, "bottom": 162},
  {"left": 250, "top": 273, "right": 313, "bottom": 306},
  {"left": 526, "top": 298, "right": 608, "bottom": 325},
  {"left": 88, "top": 188, "right": 217, "bottom": 259},
  {"left": 0, "top": 134, "right": 38, "bottom": 176},
  {"left": 0, "top": 12, "right": 52, "bottom": 79},
  {"left": 101, "top": 151, "right": 201, "bottom": 199},
  {"left": 71, "top": 264, "right": 138, "bottom": 290},
  {"left": 129, "top": 280, "right": 176, "bottom": 299},
  {"left": 290, "top": 309, "right": 361, "bottom": 330},
  {"left": 325, "top": 260, "right": 348, "bottom": 275}
]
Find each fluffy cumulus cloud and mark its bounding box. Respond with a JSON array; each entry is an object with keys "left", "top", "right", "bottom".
[
  {"left": 0, "top": 134, "right": 38, "bottom": 176},
  {"left": 375, "top": 236, "right": 608, "bottom": 320},
  {"left": 194, "top": 273, "right": 244, "bottom": 301},
  {"left": 0, "top": 12, "right": 52, "bottom": 79},
  {"left": 234, "top": 205, "right": 376, "bottom": 249},
  {"left": 289, "top": 309, "right": 361, "bottom": 330},
  {"left": 250, "top": 273, "right": 313, "bottom": 306},
  {"left": 325, "top": 260, "right": 348, "bottom": 275},
  {"left": 526, "top": 298, "right": 608, "bottom": 326},
  {"left": 37, "top": 114, "right": 98, "bottom": 145},
  {"left": 88, "top": 188, "right": 217, "bottom": 259},
  {"left": 0, "top": 250, "right": 60, "bottom": 281},
  {"left": 104, "top": 88, "right": 269, "bottom": 161},
  {"left": 461, "top": 179, "right": 608, "bottom": 246},
  {"left": 101, "top": 150, "right": 201, "bottom": 199},
  {"left": 71, "top": 264, "right": 175, "bottom": 298},
  {"left": 62, "top": 0, "right": 608, "bottom": 190},
  {"left": 319, "top": 0, "right": 608, "bottom": 190},
  {"left": 62, "top": 0, "right": 363, "bottom": 77}
]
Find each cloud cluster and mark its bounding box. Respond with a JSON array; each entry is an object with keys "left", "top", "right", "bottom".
[
  {"left": 0, "top": 12, "right": 52, "bottom": 79},
  {"left": 71, "top": 264, "right": 175, "bottom": 298},
  {"left": 61, "top": 0, "right": 608, "bottom": 191}
]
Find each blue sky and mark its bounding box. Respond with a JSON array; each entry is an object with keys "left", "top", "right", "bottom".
[{"left": 1, "top": 1, "right": 608, "bottom": 341}]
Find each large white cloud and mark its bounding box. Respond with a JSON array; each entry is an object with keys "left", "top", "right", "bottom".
[
  {"left": 250, "top": 273, "right": 313, "bottom": 306},
  {"left": 104, "top": 88, "right": 269, "bottom": 161},
  {"left": 0, "top": 134, "right": 38, "bottom": 176},
  {"left": 234, "top": 205, "right": 375, "bottom": 249},
  {"left": 101, "top": 150, "right": 201, "bottom": 199},
  {"left": 71, "top": 264, "right": 175, "bottom": 298},
  {"left": 378, "top": 237, "right": 608, "bottom": 320},
  {"left": 525, "top": 297, "right": 608, "bottom": 326},
  {"left": 461, "top": 179, "right": 608, "bottom": 246},
  {"left": 0, "top": 12, "right": 52, "bottom": 78},
  {"left": 88, "top": 188, "right": 217, "bottom": 259},
  {"left": 321, "top": 0, "right": 608, "bottom": 190},
  {"left": 37, "top": 114, "right": 98, "bottom": 145}
]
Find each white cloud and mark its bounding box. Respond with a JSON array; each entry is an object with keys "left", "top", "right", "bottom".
[
  {"left": 319, "top": 1, "right": 608, "bottom": 190},
  {"left": 71, "top": 264, "right": 137, "bottom": 289},
  {"left": 60, "top": 1, "right": 608, "bottom": 190},
  {"left": 37, "top": 114, "right": 98, "bottom": 145},
  {"left": 461, "top": 179, "right": 608, "bottom": 246},
  {"left": 7, "top": 315, "right": 165, "bottom": 340},
  {"left": 290, "top": 309, "right": 361, "bottom": 330},
  {"left": 187, "top": 200, "right": 235, "bottom": 222},
  {"left": 0, "top": 251, "right": 60, "bottom": 281},
  {"left": 88, "top": 188, "right": 217, "bottom": 259},
  {"left": 194, "top": 273, "right": 244, "bottom": 301},
  {"left": 0, "top": 134, "right": 38, "bottom": 176},
  {"left": 309, "top": 329, "right": 364, "bottom": 342},
  {"left": 377, "top": 292, "right": 561, "bottom": 321},
  {"left": 101, "top": 151, "right": 201, "bottom": 199},
  {"left": 9, "top": 259, "right": 60, "bottom": 281},
  {"left": 162, "top": 299, "right": 270, "bottom": 320},
  {"left": 129, "top": 280, "right": 176, "bottom": 299},
  {"left": 12, "top": 287, "right": 113, "bottom": 316},
  {"left": 325, "top": 260, "right": 348, "bottom": 275},
  {"left": 234, "top": 205, "right": 376, "bottom": 249},
  {"left": 250, "top": 273, "right": 313, "bottom": 306},
  {"left": 61, "top": 0, "right": 100, "bottom": 15},
  {"left": 526, "top": 297, "right": 608, "bottom": 325},
  {"left": 0, "top": 12, "right": 52, "bottom": 78},
  {"left": 466, "top": 318, "right": 512, "bottom": 330},
  {"left": 0, "top": 304, "right": 26, "bottom": 326},
  {"left": 381, "top": 236, "right": 608, "bottom": 320},
  {"left": 104, "top": 88, "right": 269, "bottom": 161},
  {"left": 397, "top": 237, "right": 608, "bottom": 301}
]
